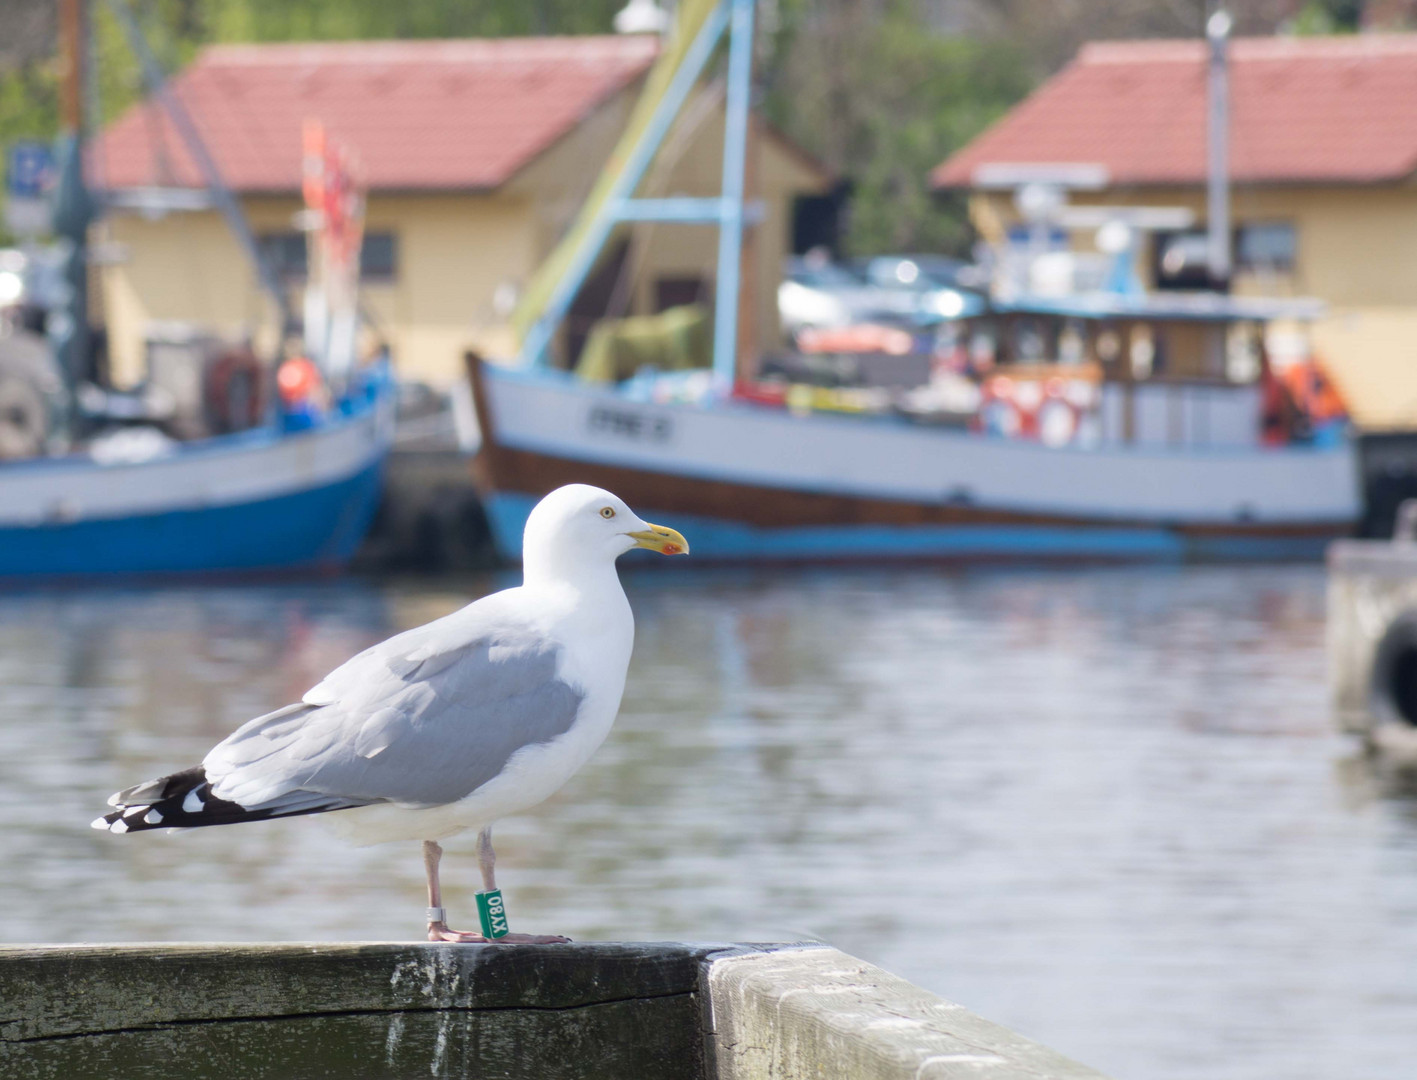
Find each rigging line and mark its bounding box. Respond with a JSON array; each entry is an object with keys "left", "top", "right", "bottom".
[
  {"left": 604, "top": 79, "right": 726, "bottom": 322},
  {"left": 107, "top": 0, "right": 293, "bottom": 334}
]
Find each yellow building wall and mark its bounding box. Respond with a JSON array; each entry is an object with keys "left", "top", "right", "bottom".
[
  {"left": 100, "top": 193, "right": 538, "bottom": 389},
  {"left": 969, "top": 184, "right": 1417, "bottom": 428},
  {"left": 362, "top": 194, "right": 538, "bottom": 382},
  {"left": 100, "top": 200, "right": 292, "bottom": 386},
  {"left": 100, "top": 84, "right": 824, "bottom": 390},
  {"left": 509, "top": 82, "right": 641, "bottom": 267}
]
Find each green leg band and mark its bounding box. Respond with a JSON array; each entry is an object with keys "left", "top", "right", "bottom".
[{"left": 475, "top": 889, "right": 509, "bottom": 939}]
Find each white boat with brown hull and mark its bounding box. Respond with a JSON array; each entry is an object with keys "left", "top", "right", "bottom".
[{"left": 467, "top": 354, "right": 1358, "bottom": 564}]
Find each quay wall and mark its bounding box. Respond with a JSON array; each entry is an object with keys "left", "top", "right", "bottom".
[{"left": 0, "top": 941, "right": 1111, "bottom": 1079}]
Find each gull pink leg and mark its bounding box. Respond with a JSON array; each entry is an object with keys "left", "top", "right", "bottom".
[
  {"left": 422, "top": 835, "right": 569, "bottom": 944},
  {"left": 424, "top": 839, "right": 486, "bottom": 943},
  {"left": 475, "top": 827, "right": 571, "bottom": 945}
]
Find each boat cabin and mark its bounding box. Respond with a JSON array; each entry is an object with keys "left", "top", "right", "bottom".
[{"left": 931, "top": 292, "right": 1339, "bottom": 450}]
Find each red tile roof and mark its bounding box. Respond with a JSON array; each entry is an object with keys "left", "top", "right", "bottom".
[
  {"left": 95, "top": 36, "right": 659, "bottom": 193},
  {"left": 933, "top": 34, "right": 1417, "bottom": 189}
]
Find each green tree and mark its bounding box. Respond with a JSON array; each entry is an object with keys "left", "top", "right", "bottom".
[{"left": 762, "top": 1, "right": 1034, "bottom": 256}]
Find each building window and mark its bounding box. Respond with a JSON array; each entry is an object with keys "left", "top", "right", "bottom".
[
  {"left": 256, "top": 231, "right": 398, "bottom": 283},
  {"left": 654, "top": 275, "right": 709, "bottom": 312},
  {"left": 1153, "top": 230, "right": 1214, "bottom": 290},
  {"left": 258, "top": 233, "right": 308, "bottom": 283},
  {"left": 360, "top": 233, "right": 398, "bottom": 281},
  {"left": 1236, "top": 222, "right": 1296, "bottom": 273}
]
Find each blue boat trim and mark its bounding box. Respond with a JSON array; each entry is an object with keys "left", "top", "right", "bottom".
[
  {"left": 0, "top": 459, "right": 385, "bottom": 580},
  {"left": 483, "top": 492, "right": 1334, "bottom": 564},
  {"left": 0, "top": 363, "right": 393, "bottom": 580}
]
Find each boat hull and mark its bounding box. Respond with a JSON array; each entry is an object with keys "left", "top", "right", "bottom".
[
  {"left": 469, "top": 358, "right": 1359, "bottom": 563},
  {"left": 0, "top": 391, "right": 391, "bottom": 581}
]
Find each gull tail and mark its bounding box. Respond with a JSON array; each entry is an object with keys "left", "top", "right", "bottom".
[{"left": 92, "top": 767, "right": 367, "bottom": 834}]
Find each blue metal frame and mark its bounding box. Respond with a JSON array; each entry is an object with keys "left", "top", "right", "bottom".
[
  {"left": 518, "top": 0, "right": 758, "bottom": 386},
  {"left": 610, "top": 196, "right": 763, "bottom": 224},
  {"left": 711, "top": 0, "right": 756, "bottom": 386}
]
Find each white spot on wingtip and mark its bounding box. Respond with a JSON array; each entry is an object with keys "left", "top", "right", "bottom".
[
  {"left": 90, "top": 816, "right": 110, "bottom": 830},
  {"left": 144, "top": 809, "right": 163, "bottom": 824},
  {"left": 109, "top": 819, "right": 128, "bottom": 834},
  {"left": 182, "top": 789, "right": 204, "bottom": 813}
]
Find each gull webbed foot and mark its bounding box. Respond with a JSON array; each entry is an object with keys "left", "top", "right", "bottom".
[{"left": 427, "top": 920, "right": 488, "bottom": 943}]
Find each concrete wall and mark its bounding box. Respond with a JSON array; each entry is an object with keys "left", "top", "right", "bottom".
[
  {"left": 969, "top": 183, "right": 1417, "bottom": 429},
  {"left": 0, "top": 941, "right": 1112, "bottom": 1080},
  {"left": 710, "top": 945, "right": 1111, "bottom": 1080}
]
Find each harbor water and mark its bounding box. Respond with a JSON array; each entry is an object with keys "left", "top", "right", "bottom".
[{"left": 1, "top": 565, "right": 1414, "bottom": 1080}]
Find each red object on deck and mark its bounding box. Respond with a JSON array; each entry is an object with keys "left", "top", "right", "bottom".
[
  {"left": 797, "top": 324, "right": 915, "bottom": 355},
  {"left": 277, "top": 356, "right": 323, "bottom": 406},
  {"left": 732, "top": 380, "right": 789, "bottom": 407}
]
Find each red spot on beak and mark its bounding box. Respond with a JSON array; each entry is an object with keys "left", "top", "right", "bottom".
[{"left": 662, "top": 543, "right": 681, "bottom": 555}]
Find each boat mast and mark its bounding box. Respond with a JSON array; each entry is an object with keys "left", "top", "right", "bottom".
[
  {"left": 516, "top": 0, "right": 761, "bottom": 389},
  {"left": 1206, "top": 7, "right": 1232, "bottom": 289},
  {"left": 51, "top": 0, "right": 96, "bottom": 418},
  {"left": 59, "top": 0, "right": 84, "bottom": 134},
  {"left": 712, "top": 0, "right": 755, "bottom": 386}
]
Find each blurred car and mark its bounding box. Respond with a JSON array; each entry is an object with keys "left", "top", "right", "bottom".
[
  {"left": 858, "top": 254, "right": 971, "bottom": 289},
  {"left": 779, "top": 254, "right": 982, "bottom": 335},
  {"left": 778, "top": 257, "right": 861, "bottom": 333},
  {"left": 0, "top": 250, "right": 24, "bottom": 311},
  {"left": 856, "top": 254, "right": 988, "bottom": 318}
]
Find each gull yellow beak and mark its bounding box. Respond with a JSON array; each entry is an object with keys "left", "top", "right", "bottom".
[{"left": 628, "top": 522, "right": 689, "bottom": 556}]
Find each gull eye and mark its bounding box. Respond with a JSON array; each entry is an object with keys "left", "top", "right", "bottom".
[{"left": 600, "top": 507, "right": 616, "bottom": 519}]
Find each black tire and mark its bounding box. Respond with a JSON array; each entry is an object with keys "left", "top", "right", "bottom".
[
  {"left": 1370, "top": 610, "right": 1417, "bottom": 728},
  {"left": 0, "top": 330, "right": 64, "bottom": 459}
]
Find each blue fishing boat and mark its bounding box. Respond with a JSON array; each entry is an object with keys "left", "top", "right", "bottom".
[
  {"left": 0, "top": 2, "right": 393, "bottom": 582},
  {"left": 0, "top": 366, "right": 392, "bottom": 580}
]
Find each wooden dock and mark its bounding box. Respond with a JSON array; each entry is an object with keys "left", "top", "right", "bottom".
[{"left": 0, "top": 941, "right": 1111, "bottom": 1079}]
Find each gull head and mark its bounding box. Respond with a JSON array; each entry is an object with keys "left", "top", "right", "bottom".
[{"left": 522, "top": 484, "right": 688, "bottom": 582}]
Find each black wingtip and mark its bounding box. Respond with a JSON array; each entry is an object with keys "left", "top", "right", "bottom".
[
  {"left": 94, "top": 765, "right": 359, "bottom": 834},
  {"left": 94, "top": 766, "right": 245, "bottom": 833}
]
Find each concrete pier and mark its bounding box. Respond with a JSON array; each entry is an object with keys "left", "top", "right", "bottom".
[{"left": 0, "top": 942, "right": 1110, "bottom": 1079}]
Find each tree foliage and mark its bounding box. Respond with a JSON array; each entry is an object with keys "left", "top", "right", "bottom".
[
  {"left": 0, "top": 0, "right": 624, "bottom": 239},
  {"left": 0, "top": 0, "right": 1353, "bottom": 254},
  {"left": 762, "top": 1, "right": 1034, "bottom": 256}
]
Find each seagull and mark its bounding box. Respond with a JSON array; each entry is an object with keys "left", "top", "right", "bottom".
[{"left": 94, "top": 484, "right": 688, "bottom": 943}]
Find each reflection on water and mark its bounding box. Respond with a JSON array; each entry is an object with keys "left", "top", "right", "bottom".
[{"left": 2, "top": 565, "right": 1416, "bottom": 1080}]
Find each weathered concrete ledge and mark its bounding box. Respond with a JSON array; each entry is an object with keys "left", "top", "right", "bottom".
[
  {"left": 0, "top": 941, "right": 1110, "bottom": 1079},
  {"left": 709, "top": 947, "right": 1107, "bottom": 1079}
]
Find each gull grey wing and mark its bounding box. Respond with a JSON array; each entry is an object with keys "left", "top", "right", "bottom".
[{"left": 205, "top": 629, "right": 585, "bottom": 810}]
